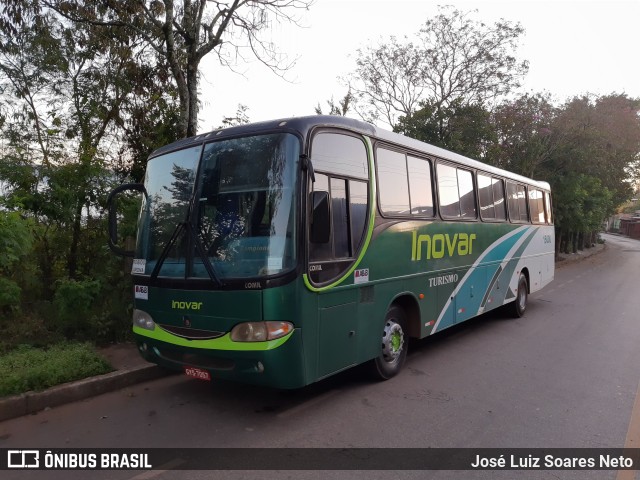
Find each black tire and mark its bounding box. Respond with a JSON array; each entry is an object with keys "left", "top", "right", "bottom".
[
  {"left": 510, "top": 273, "right": 528, "bottom": 318},
  {"left": 369, "top": 305, "right": 408, "bottom": 380}
]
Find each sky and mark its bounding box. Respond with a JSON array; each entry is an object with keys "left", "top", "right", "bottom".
[{"left": 197, "top": 0, "right": 640, "bottom": 133}]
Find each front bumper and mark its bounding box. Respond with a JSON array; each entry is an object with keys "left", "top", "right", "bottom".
[{"left": 134, "top": 327, "right": 307, "bottom": 389}]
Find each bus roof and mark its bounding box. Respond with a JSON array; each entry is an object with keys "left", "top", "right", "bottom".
[{"left": 150, "top": 115, "right": 551, "bottom": 191}]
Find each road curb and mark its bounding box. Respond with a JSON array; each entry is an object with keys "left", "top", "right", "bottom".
[
  {"left": 0, "top": 364, "right": 170, "bottom": 423},
  {"left": 555, "top": 243, "right": 606, "bottom": 267}
]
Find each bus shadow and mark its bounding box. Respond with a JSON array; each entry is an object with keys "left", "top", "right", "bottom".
[{"left": 156, "top": 306, "right": 532, "bottom": 423}]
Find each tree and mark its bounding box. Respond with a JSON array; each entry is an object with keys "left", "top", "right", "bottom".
[
  {"left": 0, "top": 8, "right": 138, "bottom": 279},
  {"left": 0, "top": 212, "right": 33, "bottom": 311},
  {"left": 46, "top": 0, "right": 313, "bottom": 137},
  {"left": 394, "top": 100, "right": 496, "bottom": 160},
  {"left": 489, "top": 93, "right": 559, "bottom": 178},
  {"left": 348, "top": 6, "right": 528, "bottom": 126},
  {"left": 219, "top": 103, "right": 250, "bottom": 128},
  {"left": 483, "top": 92, "right": 639, "bottom": 252},
  {"left": 552, "top": 174, "right": 613, "bottom": 253},
  {"left": 551, "top": 94, "right": 640, "bottom": 207},
  {"left": 315, "top": 90, "right": 354, "bottom": 116}
]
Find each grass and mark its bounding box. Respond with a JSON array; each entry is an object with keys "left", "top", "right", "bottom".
[{"left": 0, "top": 342, "right": 113, "bottom": 397}]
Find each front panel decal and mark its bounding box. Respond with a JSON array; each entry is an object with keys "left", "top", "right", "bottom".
[
  {"left": 134, "top": 285, "right": 148, "bottom": 300},
  {"left": 354, "top": 268, "right": 370, "bottom": 284}
]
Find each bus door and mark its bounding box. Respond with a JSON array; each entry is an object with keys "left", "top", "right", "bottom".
[
  {"left": 317, "top": 289, "right": 358, "bottom": 378},
  {"left": 308, "top": 173, "right": 364, "bottom": 378},
  {"left": 307, "top": 131, "right": 371, "bottom": 378}
]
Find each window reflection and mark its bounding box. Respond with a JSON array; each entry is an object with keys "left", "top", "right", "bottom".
[
  {"left": 478, "top": 174, "right": 506, "bottom": 221},
  {"left": 378, "top": 148, "right": 410, "bottom": 214},
  {"left": 407, "top": 156, "right": 434, "bottom": 216},
  {"left": 437, "top": 163, "right": 460, "bottom": 217},
  {"left": 438, "top": 164, "right": 476, "bottom": 219}
]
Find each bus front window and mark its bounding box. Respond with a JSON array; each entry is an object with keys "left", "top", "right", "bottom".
[{"left": 136, "top": 133, "right": 299, "bottom": 281}]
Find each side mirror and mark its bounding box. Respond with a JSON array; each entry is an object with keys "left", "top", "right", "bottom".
[
  {"left": 310, "top": 191, "right": 330, "bottom": 244},
  {"left": 107, "top": 183, "right": 146, "bottom": 257}
]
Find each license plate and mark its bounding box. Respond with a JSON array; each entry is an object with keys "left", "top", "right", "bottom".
[{"left": 184, "top": 366, "right": 211, "bottom": 381}]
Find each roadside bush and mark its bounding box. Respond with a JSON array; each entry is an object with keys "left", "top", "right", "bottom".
[
  {"left": 0, "top": 211, "right": 33, "bottom": 314},
  {"left": 0, "top": 277, "right": 21, "bottom": 310},
  {"left": 0, "top": 342, "right": 112, "bottom": 396},
  {"left": 53, "top": 278, "right": 102, "bottom": 340}
]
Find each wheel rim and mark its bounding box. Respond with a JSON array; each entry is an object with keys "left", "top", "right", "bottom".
[{"left": 382, "top": 320, "right": 404, "bottom": 363}]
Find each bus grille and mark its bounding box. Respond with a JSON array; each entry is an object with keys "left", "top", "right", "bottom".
[{"left": 157, "top": 324, "right": 225, "bottom": 340}]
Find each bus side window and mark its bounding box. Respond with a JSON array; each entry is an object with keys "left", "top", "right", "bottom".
[
  {"left": 437, "top": 163, "right": 476, "bottom": 219},
  {"left": 437, "top": 163, "right": 460, "bottom": 218},
  {"left": 308, "top": 173, "right": 365, "bottom": 261},
  {"left": 517, "top": 185, "right": 528, "bottom": 222},
  {"left": 492, "top": 178, "right": 506, "bottom": 220},
  {"left": 458, "top": 169, "right": 476, "bottom": 218},
  {"left": 310, "top": 174, "right": 333, "bottom": 261},
  {"left": 507, "top": 182, "right": 529, "bottom": 223},
  {"left": 478, "top": 173, "right": 495, "bottom": 219},
  {"left": 407, "top": 156, "right": 434, "bottom": 216},
  {"left": 377, "top": 148, "right": 410, "bottom": 215},
  {"left": 479, "top": 174, "right": 507, "bottom": 222},
  {"left": 377, "top": 149, "right": 435, "bottom": 218},
  {"left": 529, "top": 188, "right": 545, "bottom": 224},
  {"left": 544, "top": 191, "right": 553, "bottom": 224}
]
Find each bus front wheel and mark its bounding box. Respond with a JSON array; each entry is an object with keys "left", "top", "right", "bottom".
[
  {"left": 370, "top": 305, "right": 408, "bottom": 380},
  {"left": 511, "top": 273, "right": 528, "bottom": 318}
]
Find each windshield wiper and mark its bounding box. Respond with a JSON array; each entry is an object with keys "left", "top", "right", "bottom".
[
  {"left": 187, "top": 222, "right": 223, "bottom": 286},
  {"left": 150, "top": 222, "right": 223, "bottom": 287}
]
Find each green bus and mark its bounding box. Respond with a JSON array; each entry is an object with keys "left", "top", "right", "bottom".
[{"left": 108, "top": 116, "right": 554, "bottom": 388}]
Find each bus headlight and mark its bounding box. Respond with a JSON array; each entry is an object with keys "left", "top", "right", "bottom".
[
  {"left": 230, "top": 321, "right": 293, "bottom": 342},
  {"left": 133, "top": 309, "right": 156, "bottom": 331}
]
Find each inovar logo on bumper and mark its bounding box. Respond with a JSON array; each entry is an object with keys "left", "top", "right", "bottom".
[{"left": 171, "top": 300, "right": 203, "bottom": 310}]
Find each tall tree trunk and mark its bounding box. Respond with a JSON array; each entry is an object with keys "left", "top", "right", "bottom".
[
  {"left": 67, "top": 199, "right": 83, "bottom": 279},
  {"left": 186, "top": 61, "right": 199, "bottom": 137}
]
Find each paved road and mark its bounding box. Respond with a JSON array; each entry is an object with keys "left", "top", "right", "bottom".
[{"left": 2, "top": 233, "right": 640, "bottom": 480}]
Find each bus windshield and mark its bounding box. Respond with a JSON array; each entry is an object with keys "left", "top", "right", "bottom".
[{"left": 135, "top": 133, "right": 300, "bottom": 280}]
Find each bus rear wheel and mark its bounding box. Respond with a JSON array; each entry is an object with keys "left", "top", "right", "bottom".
[
  {"left": 510, "top": 273, "right": 528, "bottom": 318},
  {"left": 370, "top": 305, "right": 408, "bottom": 380}
]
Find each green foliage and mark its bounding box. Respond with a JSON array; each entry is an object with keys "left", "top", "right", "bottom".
[
  {"left": 490, "top": 93, "right": 557, "bottom": 178},
  {"left": 551, "top": 94, "right": 640, "bottom": 207},
  {"left": 42, "top": 0, "right": 313, "bottom": 137},
  {"left": 394, "top": 100, "right": 497, "bottom": 160},
  {"left": 0, "top": 342, "right": 112, "bottom": 397},
  {"left": 315, "top": 92, "right": 354, "bottom": 117},
  {"left": 53, "top": 278, "right": 101, "bottom": 338},
  {"left": 0, "top": 211, "right": 32, "bottom": 270},
  {"left": 0, "top": 312, "right": 60, "bottom": 354},
  {"left": 0, "top": 0, "right": 159, "bottom": 348},
  {"left": 220, "top": 104, "right": 251, "bottom": 128},
  {"left": 552, "top": 175, "right": 613, "bottom": 233},
  {"left": 0, "top": 277, "right": 21, "bottom": 310},
  {"left": 0, "top": 212, "right": 33, "bottom": 311}
]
